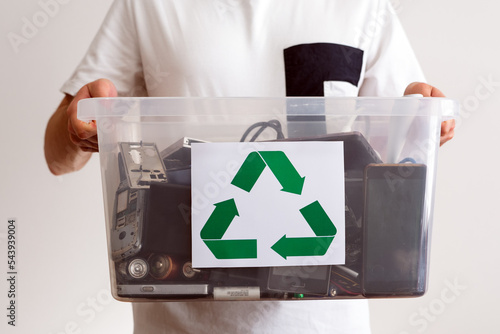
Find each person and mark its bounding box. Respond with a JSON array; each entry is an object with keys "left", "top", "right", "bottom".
[{"left": 44, "top": 0, "right": 455, "bottom": 332}]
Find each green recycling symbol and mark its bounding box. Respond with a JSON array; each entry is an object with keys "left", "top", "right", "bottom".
[{"left": 200, "top": 151, "right": 337, "bottom": 260}]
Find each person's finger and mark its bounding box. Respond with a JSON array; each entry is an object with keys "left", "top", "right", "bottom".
[
  {"left": 67, "top": 79, "right": 117, "bottom": 140},
  {"left": 81, "top": 146, "right": 99, "bottom": 153},
  {"left": 404, "top": 82, "right": 445, "bottom": 97},
  {"left": 69, "top": 132, "right": 99, "bottom": 151},
  {"left": 405, "top": 82, "right": 456, "bottom": 146},
  {"left": 440, "top": 119, "right": 456, "bottom": 146},
  {"left": 78, "top": 139, "right": 99, "bottom": 152}
]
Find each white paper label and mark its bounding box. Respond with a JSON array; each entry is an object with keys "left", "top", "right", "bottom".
[{"left": 191, "top": 142, "right": 345, "bottom": 268}]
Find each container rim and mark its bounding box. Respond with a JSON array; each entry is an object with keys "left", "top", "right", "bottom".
[{"left": 77, "top": 96, "right": 460, "bottom": 122}]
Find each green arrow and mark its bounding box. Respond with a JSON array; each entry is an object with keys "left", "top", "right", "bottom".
[
  {"left": 203, "top": 239, "right": 257, "bottom": 259},
  {"left": 231, "top": 152, "right": 267, "bottom": 192},
  {"left": 299, "top": 201, "right": 337, "bottom": 236},
  {"left": 271, "top": 235, "right": 335, "bottom": 259},
  {"left": 258, "top": 151, "right": 305, "bottom": 195},
  {"left": 200, "top": 199, "right": 239, "bottom": 239}
]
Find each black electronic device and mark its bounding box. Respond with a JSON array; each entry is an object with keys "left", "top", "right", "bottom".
[
  {"left": 112, "top": 139, "right": 271, "bottom": 299},
  {"left": 110, "top": 133, "right": 428, "bottom": 300},
  {"left": 160, "top": 137, "right": 206, "bottom": 170},
  {"left": 274, "top": 131, "right": 382, "bottom": 177},
  {"left": 267, "top": 265, "right": 331, "bottom": 296},
  {"left": 114, "top": 182, "right": 211, "bottom": 297},
  {"left": 114, "top": 182, "right": 272, "bottom": 298},
  {"left": 267, "top": 131, "right": 382, "bottom": 297},
  {"left": 362, "top": 163, "right": 427, "bottom": 297},
  {"left": 160, "top": 137, "right": 206, "bottom": 185}
]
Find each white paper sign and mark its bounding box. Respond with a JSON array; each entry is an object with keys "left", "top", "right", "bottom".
[{"left": 191, "top": 141, "right": 345, "bottom": 268}]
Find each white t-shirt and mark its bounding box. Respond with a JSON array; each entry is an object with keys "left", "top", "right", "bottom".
[
  {"left": 62, "top": 0, "right": 424, "bottom": 98},
  {"left": 62, "top": 1, "right": 425, "bottom": 333}
]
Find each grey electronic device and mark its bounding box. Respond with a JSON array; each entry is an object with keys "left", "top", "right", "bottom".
[
  {"left": 117, "top": 283, "right": 210, "bottom": 297},
  {"left": 110, "top": 180, "right": 147, "bottom": 260},
  {"left": 160, "top": 137, "right": 207, "bottom": 170},
  {"left": 120, "top": 142, "right": 168, "bottom": 188},
  {"left": 110, "top": 142, "right": 167, "bottom": 261}
]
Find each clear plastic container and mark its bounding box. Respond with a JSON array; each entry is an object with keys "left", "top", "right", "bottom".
[{"left": 78, "top": 97, "right": 459, "bottom": 302}]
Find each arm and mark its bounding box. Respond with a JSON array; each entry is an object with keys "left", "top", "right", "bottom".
[
  {"left": 44, "top": 79, "right": 117, "bottom": 175},
  {"left": 404, "top": 82, "right": 456, "bottom": 146}
]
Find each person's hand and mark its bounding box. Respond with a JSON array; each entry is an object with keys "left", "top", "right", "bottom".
[
  {"left": 404, "top": 82, "right": 455, "bottom": 146},
  {"left": 66, "top": 78, "right": 117, "bottom": 152}
]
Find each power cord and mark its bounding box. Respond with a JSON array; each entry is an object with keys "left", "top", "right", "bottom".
[{"left": 240, "top": 120, "right": 285, "bottom": 142}]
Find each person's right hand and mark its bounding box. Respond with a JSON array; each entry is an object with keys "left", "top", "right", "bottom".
[{"left": 66, "top": 78, "right": 117, "bottom": 152}]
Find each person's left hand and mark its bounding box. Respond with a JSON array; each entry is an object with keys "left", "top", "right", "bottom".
[{"left": 404, "top": 82, "right": 455, "bottom": 146}]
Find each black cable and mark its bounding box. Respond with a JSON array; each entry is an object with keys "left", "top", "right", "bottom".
[{"left": 240, "top": 119, "right": 285, "bottom": 142}]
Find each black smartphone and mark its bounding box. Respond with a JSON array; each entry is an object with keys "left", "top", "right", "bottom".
[{"left": 362, "top": 163, "right": 427, "bottom": 297}]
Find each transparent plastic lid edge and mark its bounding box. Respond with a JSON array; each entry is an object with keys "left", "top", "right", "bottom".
[{"left": 77, "top": 97, "right": 460, "bottom": 122}]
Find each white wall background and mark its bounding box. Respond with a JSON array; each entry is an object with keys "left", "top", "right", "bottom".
[
  {"left": 0, "top": 1, "right": 498, "bottom": 333},
  {"left": 369, "top": 1, "right": 500, "bottom": 334}
]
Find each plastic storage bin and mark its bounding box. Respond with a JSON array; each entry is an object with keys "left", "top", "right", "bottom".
[{"left": 78, "top": 97, "right": 458, "bottom": 302}]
